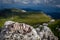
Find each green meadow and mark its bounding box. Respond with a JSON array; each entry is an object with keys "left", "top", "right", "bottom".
[{"left": 0, "top": 9, "right": 51, "bottom": 27}]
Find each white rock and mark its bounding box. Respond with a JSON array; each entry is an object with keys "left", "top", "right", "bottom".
[
  {"left": 36, "top": 25, "right": 58, "bottom": 40},
  {"left": 58, "top": 28, "right": 60, "bottom": 31},
  {"left": 36, "top": 28, "right": 40, "bottom": 31},
  {"left": 39, "top": 32, "right": 44, "bottom": 38},
  {"left": 21, "top": 10, "right": 27, "bottom": 12},
  {"left": 0, "top": 21, "right": 41, "bottom": 40},
  {"left": 4, "top": 21, "right": 15, "bottom": 26},
  {"left": 43, "top": 23, "right": 48, "bottom": 26},
  {"left": 50, "top": 19, "right": 55, "bottom": 22}
]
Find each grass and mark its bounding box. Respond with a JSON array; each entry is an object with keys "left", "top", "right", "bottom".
[
  {"left": 48, "top": 20, "right": 60, "bottom": 40},
  {"left": 0, "top": 9, "right": 51, "bottom": 27}
]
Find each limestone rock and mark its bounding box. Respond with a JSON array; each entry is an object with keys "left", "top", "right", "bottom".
[
  {"left": 36, "top": 24, "right": 58, "bottom": 40},
  {"left": 0, "top": 21, "right": 40, "bottom": 40},
  {"left": 0, "top": 21, "right": 58, "bottom": 40}
]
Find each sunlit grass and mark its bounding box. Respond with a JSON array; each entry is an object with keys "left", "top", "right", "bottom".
[{"left": 0, "top": 13, "right": 51, "bottom": 27}]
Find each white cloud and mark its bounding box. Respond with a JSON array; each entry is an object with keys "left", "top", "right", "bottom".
[
  {"left": 1, "top": 0, "right": 42, "bottom": 4},
  {"left": 2, "top": 0, "right": 16, "bottom": 3},
  {"left": 56, "top": 5, "right": 60, "bottom": 7},
  {"left": 22, "top": 1, "right": 29, "bottom": 4},
  {"left": 44, "top": 0, "right": 49, "bottom": 3},
  {"left": 1, "top": 0, "right": 59, "bottom": 6},
  {"left": 50, "top": 0, "right": 53, "bottom": 1},
  {"left": 33, "top": 0, "right": 41, "bottom": 4},
  {"left": 21, "top": 0, "right": 31, "bottom": 4},
  {"left": 14, "top": 0, "right": 21, "bottom": 3},
  {"left": 2, "top": 0, "right": 10, "bottom": 3}
]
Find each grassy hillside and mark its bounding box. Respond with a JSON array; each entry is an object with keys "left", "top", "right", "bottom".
[
  {"left": 0, "top": 9, "right": 51, "bottom": 27},
  {"left": 48, "top": 20, "right": 60, "bottom": 40}
]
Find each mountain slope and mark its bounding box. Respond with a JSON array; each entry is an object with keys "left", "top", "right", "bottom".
[{"left": 0, "top": 9, "right": 51, "bottom": 27}]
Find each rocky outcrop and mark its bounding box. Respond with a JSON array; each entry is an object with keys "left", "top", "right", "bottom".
[
  {"left": 0, "top": 21, "right": 58, "bottom": 40},
  {"left": 0, "top": 21, "right": 40, "bottom": 40},
  {"left": 36, "top": 24, "right": 58, "bottom": 40}
]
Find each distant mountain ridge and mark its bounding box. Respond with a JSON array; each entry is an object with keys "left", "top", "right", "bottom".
[{"left": 0, "top": 3, "right": 60, "bottom": 19}]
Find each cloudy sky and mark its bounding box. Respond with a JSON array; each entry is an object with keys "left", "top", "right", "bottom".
[{"left": 0, "top": 0, "right": 60, "bottom": 7}]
